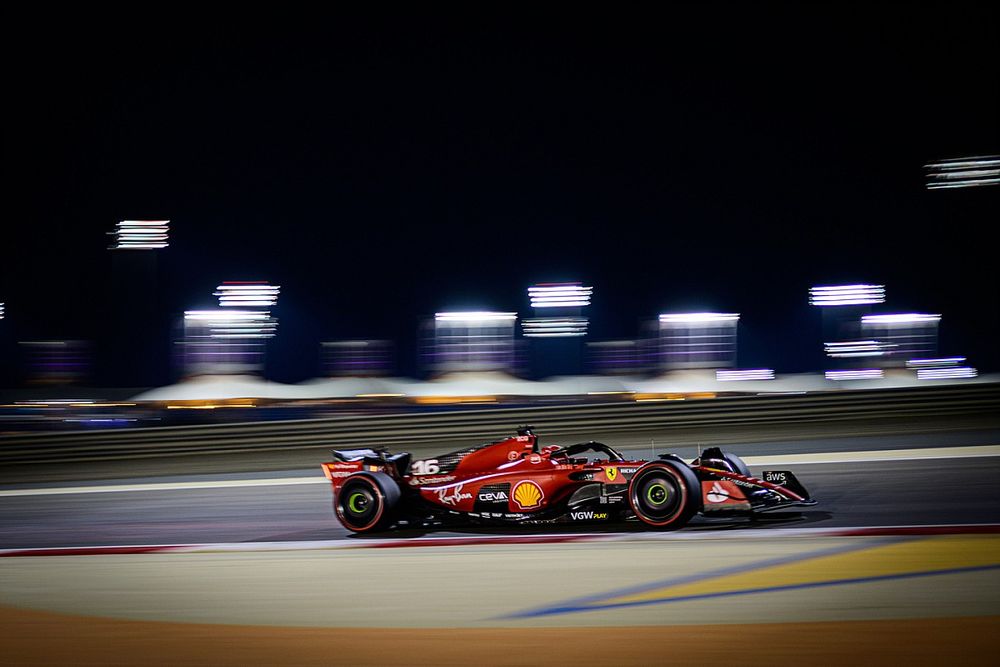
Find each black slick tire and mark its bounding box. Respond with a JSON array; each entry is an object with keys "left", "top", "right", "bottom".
[{"left": 335, "top": 472, "right": 400, "bottom": 533}]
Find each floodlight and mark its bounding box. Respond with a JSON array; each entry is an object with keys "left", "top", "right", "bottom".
[
  {"left": 183, "top": 309, "right": 278, "bottom": 338},
  {"left": 110, "top": 220, "right": 169, "bottom": 249},
  {"left": 906, "top": 357, "right": 965, "bottom": 368},
  {"left": 522, "top": 317, "right": 589, "bottom": 337},
  {"left": 916, "top": 367, "right": 978, "bottom": 380},
  {"left": 215, "top": 282, "right": 281, "bottom": 308},
  {"left": 435, "top": 312, "right": 517, "bottom": 323},
  {"left": 925, "top": 156, "right": 1000, "bottom": 189},
  {"left": 861, "top": 313, "right": 941, "bottom": 324},
  {"left": 716, "top": 369, "right": 775, "bottom": 381},
  {"left": 658, "top": 313, "right": 740, "bottom": 324},
  {"left": 528, "top": 283, "right": 593, "bottom": 308},
  {"left": 824, "top": 340, "right": 894, "bottom": 358},
  {"left": 809, "top": 284, "right": 885, "bottom": 306},
  {"left": 825, "top": 369, "right": 883, "bottom": 380}
]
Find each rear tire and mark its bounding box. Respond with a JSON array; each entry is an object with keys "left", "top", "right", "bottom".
[
  {"left": 628, "top": 461, "right": 699, "bottom": 529},
  {"left": 335, "top": 472, "right": 400, "bottom": 533}
]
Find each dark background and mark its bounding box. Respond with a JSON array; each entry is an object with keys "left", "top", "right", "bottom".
[{"left": 2, "top": 6, "right": 997, "bottom": 386}]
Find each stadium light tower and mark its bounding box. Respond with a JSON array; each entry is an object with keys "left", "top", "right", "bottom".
[
  {"left": 106, "top": 220, "right": 171, "bottom": 385},
  {"left": 810, "top": 283, "right": 886, "bottom": 372},
  {"left": 109, "top": 220, "right": 170, "bottom": 250},
  {"left": 524, "top": 282, "right": 593, "bottom": 377},
  {"left": 523, "top": 283, "right": 593, "bottom": 337}
]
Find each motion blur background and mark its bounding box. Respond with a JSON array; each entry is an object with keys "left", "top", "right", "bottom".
[{"left": 2, "top": 5, "right": 997, "bottom": 392}]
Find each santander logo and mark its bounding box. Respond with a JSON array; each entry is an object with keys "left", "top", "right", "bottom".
[{"left": 706, "top": 482, "right": 729, "bottom": 503}]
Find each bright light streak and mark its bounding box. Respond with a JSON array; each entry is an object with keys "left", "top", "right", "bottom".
[
  {"left": 658, "top": 313, "right": 740, "bottom": 324},
  {"left": 906, "top": 357, "right": 966, "bottom": 368},
  {"left": 528, "top": 283, "right": 592, "bottom": 308},
  {"left": 435, "top": 312, "right": 517, "bottom": 323},
  {"left": 111, "top": 220, "right": 170, "bottom": 249},
  {"left": 809, "top": 284, "right": 885, "bottom": 306},
  {"left": 916, "top": 367, "right": 978, "bottom": 380},
  {"left": 215, "top": 282, "right": 281, "bottom": 308},
  {"left": 926, "top": 178, "right": 1000, "bottom": 190},
  {"left": 824, "top": 340, "right": 895, "bottom": 357},
  {"left": 925, "top": 156, "right": 1000, "bottom": 189},
  {"left": 522, "top": 332, "right": 588, "bottom": 337},
  {"left": 184, "top": 310, "right": 273, "bottom": 321},
  {"left": 716, "top": 369, "right": 775, "bottom": 381},
  {"left": 861, "top": 313, "right": 941, "bottom": 324},
  {"left": 926, "top": 156, "right": 1000, "bottom": 169},
  {"left": 825, "top": 369, "right": 884, "bottom": 380},
  {"left": 184, "top": 309, "right": 278, "bottom": 339},
  {"left": 522, "top": 317, "right": 589, "bottom": 337},
  {"left": 0, "top": 302, "right": 4, "bottom": 320}
]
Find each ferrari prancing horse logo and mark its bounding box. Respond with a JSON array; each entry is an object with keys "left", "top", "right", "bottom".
[{"left": 606, "top": 467, "right": 618, "bottom": 482}]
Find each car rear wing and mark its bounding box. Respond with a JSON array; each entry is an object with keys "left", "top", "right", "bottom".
[
  {"left": 328, "top": 447, "right": 411, "bottom": 478},
  {"left": 331, "top": 448, "right": 384, "bottom": 462}
]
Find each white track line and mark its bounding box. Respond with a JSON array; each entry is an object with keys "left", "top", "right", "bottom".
[
  {"left": 3, "top": 523, "right": 998, "bottom": 557},
  {"left": 1, "top": 445, "right": 997, "bottom": 498},
  {"left": 742, "top": 445, "right": 1000, "bottom": 466},
  {"left": 0, "top": 476, "right": 327, "bottom": 497}
]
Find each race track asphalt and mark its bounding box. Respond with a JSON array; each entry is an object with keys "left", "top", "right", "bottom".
[
  {"left": 1, "top": 428, "right": 999, "bottom": 665},
  {"left": 1, "top": 431, "right": 998, "bottom": 549}
]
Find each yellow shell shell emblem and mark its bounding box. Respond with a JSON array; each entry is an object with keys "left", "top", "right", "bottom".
[
  {"left": 512, "top": 480, "right": 544, "bottom": 509},
  {"left": 606, "top": 467, "right": 618, "bottom": 482}
]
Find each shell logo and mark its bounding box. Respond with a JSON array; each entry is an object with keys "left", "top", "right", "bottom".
[{"left": 512, "top": 480, "right": 544, "bottom": 509}]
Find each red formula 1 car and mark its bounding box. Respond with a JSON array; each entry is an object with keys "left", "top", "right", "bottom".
[{"left": 321, "top": 426, "right": 815, "bottom": 533}]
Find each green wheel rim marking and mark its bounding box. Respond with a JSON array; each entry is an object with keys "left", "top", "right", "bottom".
[
  {"left": 647, "top": 483, "right": 668, "bottom": 506},
  {"left": 348, "top": 492, "right": 367, "bottom": 514}
]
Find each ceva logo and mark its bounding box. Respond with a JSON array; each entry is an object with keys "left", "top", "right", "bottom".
[{"left": 512, "top": 480, "right": 544, "bottom": 509}]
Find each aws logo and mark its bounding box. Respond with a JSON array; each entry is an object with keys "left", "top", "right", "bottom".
[
  {"left": 605, "top": 467, "right": 618, "bottom": 482},
  {"left": 512, "top": 480, "right": 545, "bottom": 509}
]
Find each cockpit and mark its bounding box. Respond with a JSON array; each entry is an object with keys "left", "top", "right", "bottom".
[{"left": 546, "top": 441, "right": 627, "bottom": 465}]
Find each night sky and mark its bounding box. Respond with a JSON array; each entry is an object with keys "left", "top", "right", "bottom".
[{"left": 2, "top": 6, "right": 998, "bottom": 385}]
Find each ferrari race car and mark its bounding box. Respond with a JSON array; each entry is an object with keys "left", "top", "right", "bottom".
[{"left": 321, "top": 426, "right": 815, "bottom": 533}]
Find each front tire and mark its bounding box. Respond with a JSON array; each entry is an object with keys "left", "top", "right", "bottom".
[
  {"left": 628, "top": 461, "right": 699, "bottom": 529},
  {"left": 722, "top": 452, "right": 751, "bottom": 477},
  {"left": 335, "top": 472, "right": 400, "bottom": 533}
]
